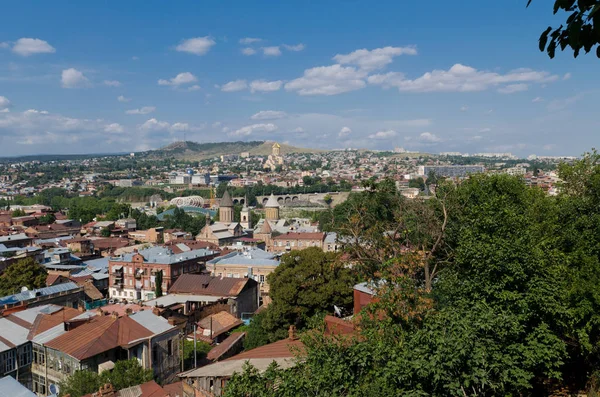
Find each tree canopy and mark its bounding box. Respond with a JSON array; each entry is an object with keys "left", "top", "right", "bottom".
[
  {"left": 529, "top": 0, "right": 600, "bottom": 58},
  {"left": 224, "top": 154, "right": 600, "bottom": 396},
  {"left": 0, "top": 258, "right": 47, "bottom": 296},
  {"left": 58, "top": 359, "right": 153, "bottom": 397}
]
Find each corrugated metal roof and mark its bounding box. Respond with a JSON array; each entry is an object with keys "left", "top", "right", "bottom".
[
  {"left": 0, "top": 376, "right": 36, "bottom": 397},
  {"left": 168, "top": 274, "right": 253, "bottom": 297},
  {"left": 129, "top": 310, "right": 174, "bottom": 335},
  {"left": 44, "top": 315, "right": 155, "bottom": 360},
  {"left": 114, "top": 246, "right": 217, "bottom": 265},
  {"left": 0, "top": 318, "right": 29, "bottom": 353}
]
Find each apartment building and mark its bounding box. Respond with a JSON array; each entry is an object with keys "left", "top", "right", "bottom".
[{"left": 108, "top": 246, "right": 218, "bottom": 302}]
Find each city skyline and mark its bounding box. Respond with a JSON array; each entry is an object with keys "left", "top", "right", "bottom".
[{"left": 0, "top": 0, "right": 598, "bottom": 157}]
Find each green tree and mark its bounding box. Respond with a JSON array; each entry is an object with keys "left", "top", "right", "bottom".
[
  {"left": 58, "top": 369, "right": 103, "bottom": 397},
  {"left": 0, "top": 258, "right": 47, "bottom": 296},
  {"left": 38, "top": 213, "right": 56, "bottom": 225},
  {"left": 181, "top": 339, "right": 212, "bottom": 370},
  {"left": 100, "top": 227, "right": 112, "bottom": 237},
  {"left": 11, "top": 208, "right": 26, "bottom": 217},
  {"left": 58, "top": 359, "right": 153, "bottom": 397},
  {"left": 251, "top": 248, "right": 356, "bottom": 345},
  {"left": 155, "top": 270, "right": 163, "bottom": 298},
  {"left": 100, "top": 359, "right": 154, "bottom": 391},
  {"left": 529, "top": 0, "right": 600, "bottom": 59}
]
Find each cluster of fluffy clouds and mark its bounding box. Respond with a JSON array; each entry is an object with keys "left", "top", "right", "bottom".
[
  {"left": 219, "top": 79, "right": 283, "bottom": 93},
  {"left": 238, "top": 37, "right": 305, "bottom": 57},
  {"left": 1, "top": 38, "right": 56, "bottom": 56}
]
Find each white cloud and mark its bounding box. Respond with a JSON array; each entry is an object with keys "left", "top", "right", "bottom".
[
  {"left": 0, "top": 96, "right": 11, "bottom": 110},
  {"left": 262, "top": 46, "right": 281, "bottom": 56},
  {"left": 117, "top": 95, "right": 131, "bottom": 103},
  {"left": 212, "top": 121, "right": 222, "bottom": 128},
  {"left": 171, "top": 122, "right": 189, "bottom": 132},
  {"left": 339, "top": 126, "right": 352, "bottom": 137},
  {"left": 158, "top": 72, "right": 198, "bottom": 87},
  {"left": 543, "top": 144, "right": 556, "bottom": 151},
  {"left": 498, "top": 83, "right": 528, "bottom": 94},
  {"left": 532, "top": 96, "right": 543, "bottom": 103},
  {"left": 61, "top": 68, "right": 89, "bottom": 88},
  {"left": 250, "top": 79, "right": 282, "bottom": 93},
  {"left": 283, "top": 43, "right": 305, "bottom": 52},
  {"left": 369, "top": 129, "right": 397, "bottom": 139},
  {"left": 563, "top": 72, "right": 572, "bottom": 80},
  {"left": 333, "top": 46, "right": 417, "bottom": 70},
  {"left": 131, "top": 56, "right": 139, "bottom": 61},
  {"left": 251, "top": 110, "right": 287, "bottom": 120},
  {"left": 239, "top": 37, "right": 262, "bottom": 44},
  {"left": 126, "top": 106, "right": 156, "bottom": 115},
  {"left": 418, "top": 132, "right": 442, "bottom": 142},
  {"left": 175, "top": 37, "right": 216, "bottom": 55},
  {"left": 241, "top": 47, "right": 256, "bottom": 55},
  {"left": 103, "top": 80, "right": 122, "bottom": 87},
  {"left": 187, "top": 84, "right": 201, "bottom": 91},
  {"left": 0, "top": 109, "right": 110, "bottom": 145},
  {"left": 479, "top": 127, "right": 492, "bottom": 133},
  {"left": 285, "top": 64, "right": 367, "bottom": 96},
  {"left": 460, "top": 105, "right": 469, "bottom": 111},
  {"left": 221, "top": 79, "right": 248, "bottom": 92},
  {"left": 0, "top": 42, "right": 9, "bottom": 49},
  {"left": 293, "top": 127, "right": 305, "bottom": 133},
  {"left": 230, "top": 123, "right": 278, "bottom": 136},
  {"left": 104, "top": 123, "right": 124, "bottom": 133},
  {"left": 547, "top": 94, "right": 583, "bottom": 112},
  {"left": 138, "top": 118, "right": 199, "bottom": 134},
  {"left": 368, "top": 64, "right": 558, "bottom": 93},
  {"left": 12, "top": 38, "right": 56, "bottom": 56},
  {"left": 139, "top": 118, "right": 171, "bottom": 132}
]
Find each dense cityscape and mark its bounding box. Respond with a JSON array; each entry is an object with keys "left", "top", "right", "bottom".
[{"left": 2, "top": 1, "right": 600, "bottom": 396}]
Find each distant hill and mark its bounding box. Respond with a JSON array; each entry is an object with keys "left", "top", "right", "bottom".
[{"left": 143, "top": 140, "right": 323, "bottom": 160}]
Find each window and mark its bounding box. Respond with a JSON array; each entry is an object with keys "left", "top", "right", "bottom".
[
  {"left": 260, "top": 275, "right": 265, "bottom": 283},
  {"left": 2, "top": 350, "right": 16, "bottom": 373},
  {"left": 129, "top": 292, "right": 134, "bottom": 297},
  {"left": 18, "top": 343, "right": 31, "bottom": 367},
  {"left": 227, "top": 273, "right": 232, "bottom": 278},
  {"left": 152, "top": 345, "right": 158, "bottom": 363},
  {"left": 234, "top": 273, "right": 240, "bottom": 278},
  {"left": 167, "top": 340, "right": 172, "bottom": 356},
  {"left": 33, "top": 373, "right": 46, "bottom": 395}
]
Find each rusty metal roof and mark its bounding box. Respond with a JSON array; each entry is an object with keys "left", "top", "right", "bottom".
[
  {"left": 272, "top": 232, "right": 325, "bottom": 241},
  {"left": 44, "top": 315, "right": 155, "bottom": 360},
  {"left": 168, "top": 274, "right": 254, "bottom": 297}
]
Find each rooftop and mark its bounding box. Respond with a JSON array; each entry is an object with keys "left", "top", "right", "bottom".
[
  {"left": 168, "top": 274, "right": 254, "bottom": 297},
  {"left": 110, "top": 246, "right": 217, "bottom": 265}
]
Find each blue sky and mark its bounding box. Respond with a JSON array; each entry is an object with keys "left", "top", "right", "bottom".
[{"left": 0, "top": 0, "right": 598, "bottom": 157}]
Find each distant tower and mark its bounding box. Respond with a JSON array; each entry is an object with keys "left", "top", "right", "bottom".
[
  {"left": 240, "top": 197, "right": 251, "bottom": 229},
  {"left": 219, "top": 190, "right": 234, "bottom": 223},
  {"left": 264, "top": 193, "right": 280, "bottom": 221},
  {"left": 272, "top": 142, "right": 281, "bottom": 157}
]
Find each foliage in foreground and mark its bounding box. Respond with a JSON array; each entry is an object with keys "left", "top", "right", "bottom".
[
  {"left": 225, "top": 153, "right": 600, "bottom": 396},
  {"left": 58, "top": 359, "right": 153, "bottom": 397}
]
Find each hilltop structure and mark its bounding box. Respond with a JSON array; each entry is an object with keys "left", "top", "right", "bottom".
[{"left": 264, "top": 142, "right": 284, "bottom": 171}]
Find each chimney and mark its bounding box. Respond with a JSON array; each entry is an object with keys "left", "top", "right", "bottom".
[
  {"left": 125, "top": 307, "right": 133, "bottom": 316},
  {"left": 78, "top": 304, "right": 85, "bottom": 312},
  {"left": 111, "top": 311, "right": 119, "bottom": 319},
  {"left": 288, "top": 325, "right": 298, "bottom": 341},
  {"left": 98, "top": 384, "right": 115, "bottom": 397}
]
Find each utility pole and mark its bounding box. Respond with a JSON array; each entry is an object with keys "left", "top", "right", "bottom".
[{"left": 193, "top": 323, "right": 197, "bottom": 368}]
